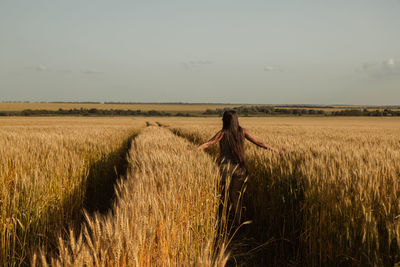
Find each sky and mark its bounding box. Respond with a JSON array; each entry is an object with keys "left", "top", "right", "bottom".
[{"left": 1, "top": 0, "right": 399, "bottom": 105}]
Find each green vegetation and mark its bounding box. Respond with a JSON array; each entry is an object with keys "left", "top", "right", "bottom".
[
  {"left": 1, "top": 105, "right": 400, "bottom": 117},
  {"left": 205, "top": 106, "right": 400, "bottom": 116},
  {"left": 1, "top": 102, "right": 400, "bottom": 117}
]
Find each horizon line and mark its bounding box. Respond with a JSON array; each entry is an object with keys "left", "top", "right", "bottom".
[{"left": 1, "top": 101, "right": 399, "bottom": 107}]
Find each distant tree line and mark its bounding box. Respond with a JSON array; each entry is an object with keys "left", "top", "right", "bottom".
[
  {"left": 203, "top": 106, "right": 400, "bottom": 117},
  {"left": 331, "top": 109, "right": 400, "bottom": 116},
  {"left": 1, "top": 106, "right": 400, "bottom": 117},
  {"left": 203, "top": 106, "right": 326, "bottom": 116},
  {"left": 48, "top": 101, "right": 101, "bottom": 104},
  {"left": 274, "top": 105, "right": 335, "bottom": 109}
]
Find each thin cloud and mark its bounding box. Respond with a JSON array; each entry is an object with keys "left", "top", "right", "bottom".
[
  {"left": 189, "top": 60, "right": 213, "bottom": 65},
  {"left": 26, "top": 65, "right": 101, "bottom": 74},
  {"left": 26, "top": 65, "right": 72, "bottom": 73},
  {"left": 82, "top": 69, "right": 103, "bottom": 74},
  {"left": 361, "top": 58, "right": 400, "bottom": 78},
  {"left": 181, "top": 60, "right": 214, "bottom": 70},
  {"left": 362, "top": 62, "right": 377, "bottom": 71},
  {"left": 264, "top": 65, "right": 283, "bottom": 72},
  {"left": 264, "top": 65, "right": 274, "bottom": 72},
  {"left": 55, "top": 69, "right": 72, "bottom": 73},
  {"left": 382, "top": 58, "right": 396, "bottom": 71},
  {"left": 36, "top": 65, "right": 48, "bottom": 71}
]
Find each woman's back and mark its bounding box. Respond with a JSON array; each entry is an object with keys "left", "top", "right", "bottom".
[{"left": 219, "top": 131, "right": 242, "bottom": 165}]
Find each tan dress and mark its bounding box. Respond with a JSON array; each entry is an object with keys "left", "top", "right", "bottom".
[{"left": 218, "top": 134, "right": 248, "bottom": 215}]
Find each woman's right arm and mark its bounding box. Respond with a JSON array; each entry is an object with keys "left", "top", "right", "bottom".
[
  {"left": 197, "top": 130, "right": 224, "bottom": 150},
  {"left": 243, "top": 128, "right": 284, "bottom": 155}
]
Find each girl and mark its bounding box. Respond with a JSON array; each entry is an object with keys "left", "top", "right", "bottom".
[{"left": 197, "top": 110, "right": 284, "bottom": 218}]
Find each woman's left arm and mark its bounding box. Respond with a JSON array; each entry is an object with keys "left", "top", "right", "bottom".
[
  {"left": 243, "top": 128, "right": 285, "bottom": 155},
  {"left": 197, "top": 130, "right": 224, "bottom": 150}
]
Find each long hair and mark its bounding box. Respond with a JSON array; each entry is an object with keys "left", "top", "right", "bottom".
[{"left": 221, "top": 110, "right": 245, "bottom": 165}]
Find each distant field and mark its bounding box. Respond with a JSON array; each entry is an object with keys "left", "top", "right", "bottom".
[
  {"left": 1, "top": 102, "right": 399, "bottom": 116},
  {"left": 0, "top": 102, "right": 241, "bottom": 112}
]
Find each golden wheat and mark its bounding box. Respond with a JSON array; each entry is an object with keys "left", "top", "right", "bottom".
[
  {"left": 169, "top": 117, "right": 400, "bottom": 266},
  {"left": 0, "top": 117, "right": 140, "bottom": 266},
  {"left": 3, "top": 116, "right": 400, "bottom": 266},
  {"left": 39, "top": 126, "right": 229, "bottom": 266}
]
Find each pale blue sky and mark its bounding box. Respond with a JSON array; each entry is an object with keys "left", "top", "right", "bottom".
[{"left": 1, "top": 0, "right": 399, "bottom": 104}]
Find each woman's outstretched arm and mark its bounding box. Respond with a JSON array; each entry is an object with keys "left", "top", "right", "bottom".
[
  {"left": 197, "top": 130, "right": 224, "bottom": 150},
  {"left": 243, "top": 128, "right": 285, "bottom": 155}
]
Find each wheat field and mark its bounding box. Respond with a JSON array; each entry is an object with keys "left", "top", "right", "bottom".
[
  {"left": 167, "top": 117, "right": 400, "bottom": 266},
  {"left": 0, "top": 117, "right": 141, "bottom": 266},
  {"left": 36, "top": 126, "right": 229, "bottom": 266},
  {"left": 1, "top": 116, "right": 400, "bottom": 266}
]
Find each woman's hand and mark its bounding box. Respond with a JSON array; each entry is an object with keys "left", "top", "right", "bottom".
[{"left": 185, "top": 144, "right": 197, "bottom": 154}]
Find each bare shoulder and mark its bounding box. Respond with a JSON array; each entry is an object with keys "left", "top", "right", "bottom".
[{"left": 243, "top": 128, "right": 259, "bottom": 143}]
